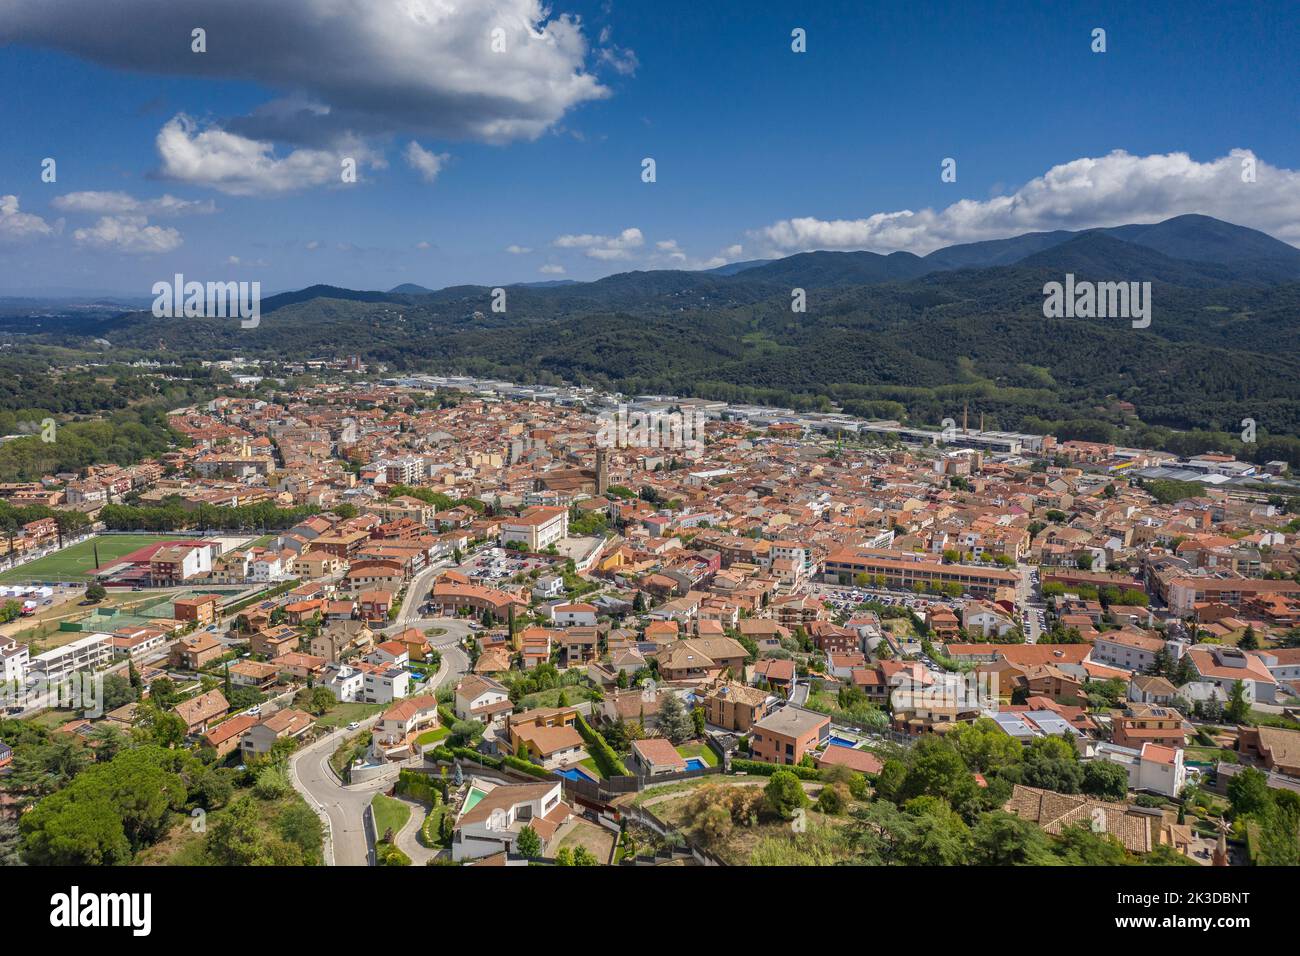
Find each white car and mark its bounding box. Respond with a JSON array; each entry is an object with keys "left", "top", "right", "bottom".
[{"left": 346, "top": 721, "right": 360, "bottom": 731}]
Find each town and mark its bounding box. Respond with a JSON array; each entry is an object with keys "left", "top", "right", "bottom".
[{"left": 1, "top": 372, "right": 1297, "bottom": 868}]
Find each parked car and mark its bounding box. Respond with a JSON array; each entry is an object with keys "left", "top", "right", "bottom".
[{"left": 346, "top": 721, "right": 360, "bottom": 731}]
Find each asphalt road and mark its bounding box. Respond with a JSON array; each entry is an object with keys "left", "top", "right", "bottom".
[{"left": 289, "top": 618, "right": 471, "bottom": 866}]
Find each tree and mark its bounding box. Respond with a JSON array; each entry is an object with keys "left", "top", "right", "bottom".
[
  {"left": 1020, "top": 736, "right": 1083, "bottom": 794},
  {"left": 1226, "top": 680, "right": 1251, "bottom": 724},
  {"left": 1053, "top": 823, "right": 1129, "bottom": 865},
  {"left": 1081, "top": 759, "right": 1130, "bottom": 801},
  {"left": 205, "top": 795, "right": 303, "bottom": 866},
  {"left": 1226, "top": 766, "right": 1273, "bottom": 819},
  {"left": 763, "top": 770, "right": 809, "bottom": 820},
  {"left": 85, "top": 583, "right": 107, "bottom": 602},
  {"left": 450, "top": 720, "right": 484, "bottom": 746},
  {"left": 1238, "top": 626, "right": 1259, "bottom": 651},
  {"left": 815, "top": 783, "right": 848, "bottom": 815},
  {"left": 898, "top": 738, "right": 979, "bottom": 809},
  {"left": 276, "top": 802, "right": 324, "bottom": 862},
  {"left": 21, "top": 745, "right": 187, "bottom": 865},
  {"left": 516, "top": 824, "right": 541, "bottom": 858},
  {"left": 656, "top": 691, "right": 694, "bottom": 745},
  {"left": 895, "top": 796, "right": 972, "bottom": 866},
  {"left": 970, "top": 811, "right": 1056, "bottom": 865},
  {"left": 0, "top": 816, "right": 23, "bottom": 866},
  {"left": 949, "top": 718, "right": 1023, "bottom": 774}
]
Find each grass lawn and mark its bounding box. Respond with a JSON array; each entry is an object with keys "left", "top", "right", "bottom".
[
  {"left": 0, "top": 534, "right": 190, "bottom": 583},
  {"left": 1185, "top": 746, "right": 1235, "bottom": 765},
  {"left": 579, "top": 757, "right": 607, "bottom": 780},
  {"left": 518, "top": 682, "right": 592, "bottom": 711},
  {"left": 372, "top": 794, "right": 411, "bottom": 840},
  {"left": 675, "top": 742, "right": 718, "bottom": 767},
  {"left": 316, "top": 701, "right": 385, "bottom": 729},
  {"left": 416, "top": 726, "right": 450, "bottom": 746}
]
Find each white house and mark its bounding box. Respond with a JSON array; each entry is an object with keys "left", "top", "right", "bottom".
[
  {"left": 364, "top": 665, "right": 410, "bottom": 704},
  {"left": 499, "top": 506, "right": 568, "bottom": 551},
  {"left": 532, "top": 575, "right": 565, "bottom": 600},
  {"left": 1083, "top": 741, "right": 1187, "bottom": 799},
  {"left": 551, "top": 602, "right": 597, "bottom": 627},
  {"left": 452, "top": 778, "right": 572, "bottom": 862},
  {"left": 29, "top": 633, "right": 113, "bottom": 682},
  {"left": 1185, "top": 644, "right": 1279, "bottom": 705},
  {"left": 1, "top": 638, "right": 29, "bottom": 685},
  {"left": 373, "top": 694, "right": 441, "bottom": 759},
  {"left": 961, "top": 600, "right": 1016, "bottom": 639},
  {"left": 322, "top": 662, "right": 365, "bottom": 702},
  {"left": 454, "top": 674, "right": 512, "bottom": 725}
]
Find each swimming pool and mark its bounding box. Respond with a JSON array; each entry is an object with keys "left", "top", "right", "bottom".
[
  {"left": 683, "top": 757, "right": 707, "bottom": 771},
  {"left": 554, "top": 766, "right": 596, "bottom": 782},
  {"left": 827, "top": 735, "right": 859, "bottom": 749},
  {"left": 462, "top": 786, "right": 487, "bottom": 813}
]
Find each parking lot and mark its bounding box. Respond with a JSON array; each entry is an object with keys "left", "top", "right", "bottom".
[{"left": 457, "top": 546, "right": 555, "bottom": 584}]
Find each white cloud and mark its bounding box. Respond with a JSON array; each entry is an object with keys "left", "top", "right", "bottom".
[
  {"left": 404, "top": 142, "right": 449, "bottom": 183},
  {"left": 0, "top": 195, "right": 54, "bottom": 241},
  {"left": 754, "top": 149, "right": 1300, "bottom": 254},
  {"left": 52, "top": 190, "right": 215, "bottom": 216},
  {"left": 506, "top": 244, "right": 532, "bottom": 254},
  {"left": 305, "top": 240, "right": 322, "bottom": 251},
  {"left": 1, "top": 0, "right": 608, "bottom": 146},
  {"left": 554, "top": 226, "right": 643, "bottom": 259},
  {"left": 155, "top": 114, "right": 378, "bottom": 196},
  {"left": 72, "top": 215, "right": 182, "bottom": 254},
  {"left": 415, "top": 241, "right": 432, "bottom": 250},
  {"left": 539, "top": 263, "right": 566, "bottom": 274}
]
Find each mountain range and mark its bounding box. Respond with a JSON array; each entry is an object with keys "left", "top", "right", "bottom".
[
  {"left": 245, "top": 214, "right": 1300, "bottom": 315},
  {"left": 8, "top": 214, "right": 1300, "bottom": 448}
]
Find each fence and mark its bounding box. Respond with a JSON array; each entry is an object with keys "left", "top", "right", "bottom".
[{"left": 619, "top": 804, "right": 726, "bottom": 866}]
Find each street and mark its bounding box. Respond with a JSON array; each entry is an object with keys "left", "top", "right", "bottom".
[{"left": 288, "top": 617, "right": 471, "bottom": 866}]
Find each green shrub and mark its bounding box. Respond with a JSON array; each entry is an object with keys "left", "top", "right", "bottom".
[
  {"left": 376, "top": 842, "right": 411, "bottom": 866},
  {"left": 731, "top": 758, "right": 821, "bottom": 780},
  {"left": 574, "top": 714, "right": 629, "bottom": 777}
]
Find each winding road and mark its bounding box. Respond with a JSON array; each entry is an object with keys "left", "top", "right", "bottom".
[{"left": 289, "top": 616, "right": 472, "bottom": 866}]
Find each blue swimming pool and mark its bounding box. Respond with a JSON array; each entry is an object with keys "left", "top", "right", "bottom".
[
  {"left": 684, "top": 757, "right": 707, "bottom": 771},
  {"left": 828, "top": 735, "right": 858, "bottom": 749},
  {"left": 554, "top": 767, "right": 595, "bottom": 782}
]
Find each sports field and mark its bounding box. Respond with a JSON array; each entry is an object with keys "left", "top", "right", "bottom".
[{"left": 0, "top": 534, "right": 190, "bottom": 583}]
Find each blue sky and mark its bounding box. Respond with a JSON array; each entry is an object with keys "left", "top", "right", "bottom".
[{"left": 0, "top": 0, "right": 1297, "bottom": 294}]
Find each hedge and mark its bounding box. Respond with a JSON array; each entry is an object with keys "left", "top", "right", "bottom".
[
  {"left": 730, "top": 758, "right": 822, "bottom": 781},
  {"left": 574, "top": 714, "right": 629, "bottom": 777},
  {"left": 396, "top": 768, "right": 439, "bottom": 805},
  {"left": 503, "top": 755, "right": 552, "bottom": 779}
]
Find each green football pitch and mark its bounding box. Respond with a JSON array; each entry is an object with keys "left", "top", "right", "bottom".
[{"left": 0, "top": 534, "right": 190, "bottom": 583}]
